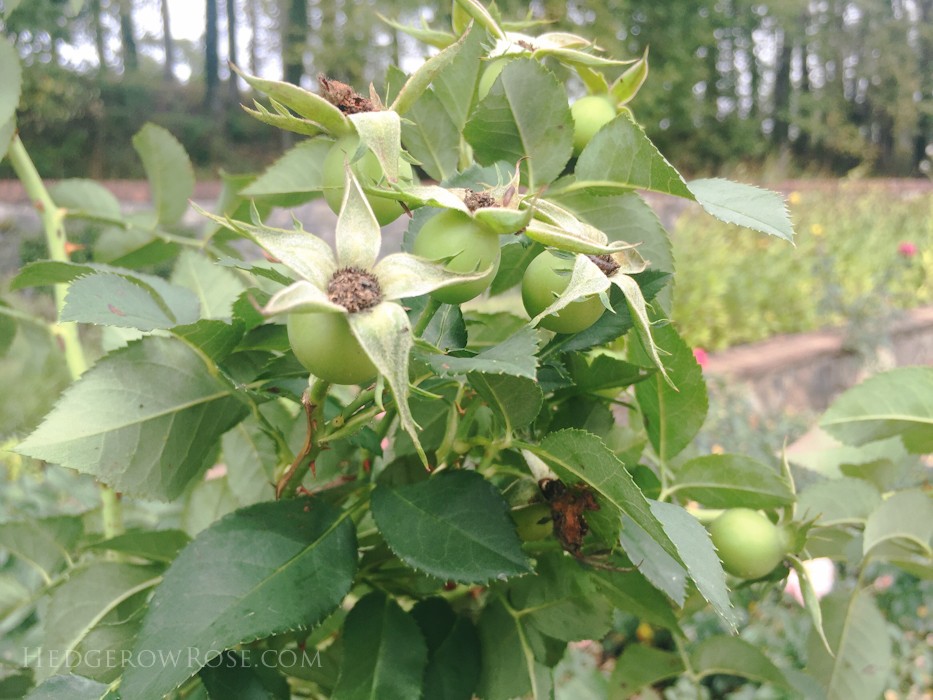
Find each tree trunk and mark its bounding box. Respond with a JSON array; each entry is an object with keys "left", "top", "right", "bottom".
[
  {"left": 118, "top": 0, "right": 139, "bottom": 73},
  {"left": 89, "top": 0, "right": 108, "bottom": 75},
  {"left": 161, "top": 0, "right": 176, "bottom": 82},
  {"left": 206, "top": 0, "right": 221, "bottom": 110},
  {"left": 772, "top": 27, "right": 793, "bottom": 145},
  {"left": 282, "top": 0, "right": 308, "bottom": 85},
  {"left": 226, "top": 0, "right": 239, "bottom": 101},
  {"left": 245, "top": 0, "right": 259, "bottom": 75}
]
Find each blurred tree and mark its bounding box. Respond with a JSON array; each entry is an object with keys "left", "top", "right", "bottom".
[
  {"left": 161, "top": 0, "right": 176, "bottom": 81},
  {"left": 205, "top": 0, "right": 220, "bottom": 109},
  {"left": 118, "top": 0, "right": 138, "bottom": 73},
  {"left": 226, "top": 0, "right": 239, "bottom": 100}
]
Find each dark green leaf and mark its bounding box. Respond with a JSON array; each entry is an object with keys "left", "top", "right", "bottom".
[
  {"left": 200, "top": 651, "right": 290, "bottom": 700},
  {"left": 121, "top": 498, "right": 357, "bottom": 699},
  {"left": 132, "top": 123, "right": 195, "bottom": 226},
  {"left": 632, "top": 322, "right": 708, "bottom": 462},
  {"left": 607, "top": 644, "right": 684, "bottom": 700},
  {"left": 332, "top": 592, "right": 427, "bottom": 700},
  {"left": 172, "top": 320, "right": 245, "bottom": 362},
  {"left": 477, "top": 600, "right": 550, "bottom": 700},
  {"left": 671, "top": 454, "right": 795, "bottom": 509},
  {"left": 427, "top": 326, "right": 540, "bottom": 379},
  {"left": 0, "top": 36, "right": 22, "bottom": 128},
  {"left": 85, "top": 529, "right": 190, "bottom": 564},
  {"left": 411, "top": 598, "right": 481, "bottom": 700},
  {"left": 408, "top": 296, "right": 467, "bottom": 352},
  {"left": 691, "top": 635, "right": 791, "bottom": 687},
  {"left": 469, "top": 373, "right": 543, "bottom": 432},
  {"left": 820, "top": 367, "right": 933, "bottom": 453},
  {"left": 221, "top": 417, "right": 279, "bottom": 506},
  {"left": 17, "top": 336, "right": 250, "bottom": 501},
  {"left": 567, "top": 352, "right": 655, "bottom": 393},
  {"left": 490, "top": 239, "right": 543, "bottom": 295},
  {"left": 371, "top": 470, "right": 532, "bottom": 583},
  {"left": 402, "top": 89, "right": 460, "bottom": 181},
  {"left": 0, "top": 117, "right": 14, "bottom": 163},
  {"left": 464, "top": 59, "right": 573, "bottom": 188},
  {"left": 591, "top": 563, "right": 682, "bottom": 630}
]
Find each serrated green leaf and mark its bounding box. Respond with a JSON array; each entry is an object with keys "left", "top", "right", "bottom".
[
  {"left": 534, "top": 430, "right": 681, "bottom": 562},
  {"left": 691, "top": 636, "right": 791, "bottom": 688},
  {"left": 200, "top": 651, "right": 290, "bottom": 700},
  {"left": 61, "top": 273, "right": 200, "bottom": 330},
  {"left": 171, "top": 250, "right": 245, "bottom": 321},
  {"left": 607, "top": 644, "right": 684, "bottom": 700},
  {"left": 241, "top": 139, "right": 332, "bottom": 197},
  {"left": 132, "top": 123, "right": 195, "bottom": 226},
  {"left": 567, "top": 353, "right": 654, "bottom": 393},
  {"left": 591, "top": 563, "right": 682, "bottom": 630},
  {"left": 17, "top": 336, "right": 250, "bottom": 501},
  {"left": 862, "top": 489, "right": 933, "bottom": 558},
  {"left": 332, "top": 591, "right": 428, "bottom": 700},
  {"left": 85, "top": 529, "right": 190, "bottom": 564},
  {"left": 242, "top": 99, "right": 327, "bottom": 137},
  {"left": 408, "top": 296, "right": 467, "bottom": 352},
  {"left": 181, "top": 477, "right": 240, "bottom": 537},
  {"left": 391, "top": 29, "right": 471, "bottom": 115},
  {"left": 670, "top": 454, "right": 795, "bottom": 509},
  {"left": 687, "top": 178, "right": 795, "bottom": 242},
  {"left": 632, "top": 323, "right": 708, "bottom": 462},
  {"left": 0, "top": 515, "right": 83, "bottom": 584},
  {"left": 222, "top": 417, "right": 278, "bottom": 506},
  {"left": 172, "top": 319, "right": 245, "bottom": 362},
  {"left": 477, "top": 600, "right": 550, "bottom": 700},
  {"left": 371, "top": 470, "right": 532, "bottom": 583},
  {"left": 797, "top": 477, "right": 882, "bottom": 525},
  {"left": 618, "top": 511, "right": 687, "bottom": 605},
  {"left": 38, "top": 562, "right": 160, "bottom": 682},
  {"left": 490, "top": 239, "right": 542, "bottom": 295},
  {"left": 426, "top": 326, "right": 540, "bottom": 379},
  {"left": 0, "top": 36, "right": 22, "bottom": 129},
  {"left": 807, "top": 589, "right": 892, "bottom": 700},
  {"left": 468, "top": 373, "right": 543, "bottom": 433},
  {"left": 509, "top": 553, "right": 613, "bottom": 642},
  {"left": 411, "top": 598, "right": 481, "bottom": 700},
  {"left": 820, "top": 367, "right": 933, "bottom": 453},
  {"left": 121, "top": 499, "right": 357, "bottom": 700},
  {"left": 401, "top": 90, "right": 460, "bottom": 181},
  {"left": 651, "top": 500, "right": 737, "bottom": 627},
  {"left": 432, "top": 24, "right": 485, "bottom": 130},
  {"left": 50, "top": 179, "right": 122, "bottom": 220},
  {"left": 24, "top": 675, "right": 110, "bottom": 700},
  {"left": 465, "top": 59, "right": 573, "bottom": 188},
  {"left": 573, "top": 115, "right": 692, "bottom": 198}
]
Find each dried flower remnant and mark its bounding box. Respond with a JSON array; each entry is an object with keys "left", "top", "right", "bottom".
[{"left": 539, "top": 478, "right": 600, "bottom": 555}]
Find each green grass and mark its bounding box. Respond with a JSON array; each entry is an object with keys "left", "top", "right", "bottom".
[{"left": 672, "top": 183, "right": 933, "bottom": 351}]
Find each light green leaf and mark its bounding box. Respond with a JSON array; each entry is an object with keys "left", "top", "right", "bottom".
[
  {"left": 573, "top": 115, "right": 692, "bottom": 198},
  {"left": 534, "top": 429, "right": 681, "bottom": 561},
  {"left": 820, "top": 366, "right": 933, "bottom": 453},
  {"left": 401, "top": 90, "right": 460, "bottom": 181},
  {"left": 0, "top": 36, "right": 22, "bottom": 128},
  {"left": 610, "top": 46, "right": 650, "bottom": 106},
  {"left": 591, "top": 564, "right": 682, "bottom": 630},
  {"left": 0, "top": 300, "right": 16, "bottom": 356},
  {"left": 651, "top": 500, "right": 737, "bottom": 628},
  {"left": 241, "top": 139, "right": 332, "bottom": 196},
  {"left": 232, "top": 65, "right": 352, "bottom": 136},
  {"left": 85, "top": 529, "right": 190, "bottom": 564},
  {"left": 182, "top": 477, "right": 240, "bottom": 537},
  {"left": 222, "top": 418, "right": 278, "bottom": 506},
  {"left": 611, "top": 272, "right": 670, "bottom": 385},
  {"left": 0, "top": 515, "right": 83, "bottom": 584},
  {"left": 61, "top": 272, "right": 199, "bottom": 330},
  {"left": 371, "top": 470, "right": 532, "bottom": 583},
  {"left": 691, "top": 636, "right": 791, "bottom": 688},
  {"left": 132, "top": 123, "right": 195, "bottom": 227},
  {"left": 425, "top": 326, "right": 540, "bottom": 379},
  {"left": 476, "top": 600, "right": 549, "bottom": 700},
  {"left": 348, "top": 110, "right": 402, "bottom": 183},
  {"left": 797, "top": 477, "right": 882, "bottom": 525},
  {"left": 121, "top": 499, "right": 357, "bottom": 700},
  {"left": 464, "top": 58, "right": 573, "bottom": 188},
  {"left": 171, "top": 251, "right": 245, "bottom": 321},
  {"left": 671, "top": 454, "right": 795, "bottom": 509},
  {"left": 469, "top": 373, "right": 543, "bottom": 433},
  {"left": 24, "top": 675, "right": 110, "bottom": 700},
  {"left": 509, "top": 553, "right": 613, "bottom": 642},
  {"left": 688, "top": 178, "right": 795, "bottom": 242},
  {"left": 607, "top": 644, "right": 684, "bottom": 700},
  {"left": 632, "top": 322, "right": 708, "bottom": 462},
  {"left": 807, "top": 589, "right": 892, "bottom": 700},
  {"left": 51, "top": 179, "right": 122, "bottom": 220},
  {"left": 618, "top": 512, "right": 687, "bottom": 604},
  {"left": 375, "top": 252, "right": 492, "bottom": 301},
  {"left": 333, "top": 592, "right": 428, "bottom": 700},
  {"left": 2, "top": 0, "right": 24, "bottom": 20},
  {"left": 391, "top": 30, "right": 470, "bottom": 115},
  {"left": 38, "top": 562, "right": 160, "bottom": 682},
  {"left": 431, "top": 24, "right": 485, "bottom": 131},
  {"left": 863, "top": 489, "right": 933, "bottom": 558},
  {"left": 0, "top": 116, "right": 14, "bottom": 162},
  {"left": 17, "top": 336, "right": 250, "bottom": 501}
]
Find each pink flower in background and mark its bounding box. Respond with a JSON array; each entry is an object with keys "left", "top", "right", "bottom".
[
  {"left": 784, "top": 558, "right": 835, "bottom": 605},
  {"left": 898, "top": 241, "right": 918, "bottom": 258},
  {"left": 693, "top": 347, "right": 709, "bottom": 367}
]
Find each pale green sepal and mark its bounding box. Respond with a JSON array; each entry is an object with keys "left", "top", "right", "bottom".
[
  {"left": 535, "top": 32, "right": 597, "bottom": 49},
  {"left": 386, "top": 184, "right": 471, "bottom": 213},
  {"left": 575, "top": 65, "right": 611, "bottom": 94},
  {"left": 262, "top": 281, "right": 344, "bottom": 317},
  {"left": 610, "top": 273, "right": 673, "bottom": 387},
  {"left": 610, "top": 46, "right": 650, "bottom": 106},
  {"left": 347, "top": 302, "right": 427, "bottom": 466},
  {"left": 788, "top": 555, "right": 833, "bottom": 656},
  {"left": 473, "top": 205, "right": 533, "bottom": 235},
  {"left": 336, "top": 165, "right": 381, "bottom": 270},
  {"left": 391, "top": 30, "right": 471, "bottom": 115},
  {"left": 537, "top": 47, "right": 635, "bottom": 67},
  {"left": 525, "top": 220, "right": 635, "bottom": 255},
  {"left": 242, "top": 100, "right": 327, "bottom": 137},
  {"left": 454, "top": 0, "right": 505, "bottom": 39},
  {"left": 231, "top": 63, "right": 353, "bottom": 136},
  {"left": 374, "top": 253, "right": 494, "bottom": 300},
  {"left": 377, "top": 14, "right": 455, "bottom": 49},
  {"left": 611, "top": 247, "right": 649, "bottom": 275},
  {"left": 529, "top": 254, "right": 610, "bottom": 327},
  {"left": 348, "top": 110, "right": 402, "bottom": 182},
  {"left": 192, "top": 204, "right": 336, "bottom": 289}
]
